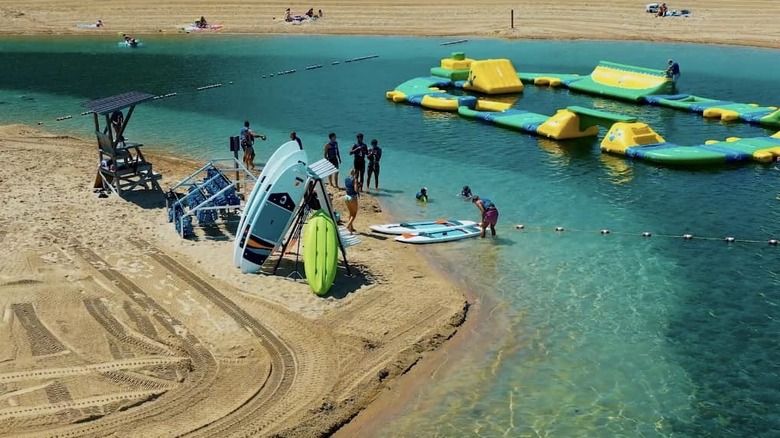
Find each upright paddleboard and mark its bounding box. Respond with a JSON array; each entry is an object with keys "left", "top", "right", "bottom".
[
  {"left": 233, "top": 141, "right": 302, "bottom": 267},
  {"left": 370, "top": 219, "right": 477, "bottom": 235},
  {"left": 240, "top": 161, "right": 309, "bottom": 273},
  {"left": 394, "top": 224, "right": 482, "bottom": 244},
  {"left": 303, "top": 210, "right": 339, "bottom": 295}
]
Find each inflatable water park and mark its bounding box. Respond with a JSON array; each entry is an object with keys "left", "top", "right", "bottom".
[{"left": 386, "top": 52, "right": 780, "bottom": 166}]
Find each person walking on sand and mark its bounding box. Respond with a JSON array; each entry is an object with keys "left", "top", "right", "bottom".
[
  {"left": 350, "top": 133, "right": 368, "bottom": 189},
  {"left": 240, "top": 120, "right": 266, "bottom": 170},
  {"left": 365, "top": 139, "right": 382, "bottom": 192},
  {"left": 472, "top": 195, "right": 499, "bottom": 238},
  {"left": 344, "top": 168, "right": 360, "bottom": 233},
  {"left": 323, "top": 132, "right": 341, "bottom": 188}
]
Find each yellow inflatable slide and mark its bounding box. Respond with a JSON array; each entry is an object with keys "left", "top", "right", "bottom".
[{"left": 464, "top": 59, "right": 524, "bottom": 95}]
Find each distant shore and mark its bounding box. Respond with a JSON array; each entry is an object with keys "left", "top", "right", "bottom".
[{"left": 1, "top": 0, "right": 779, "bottom": 49}]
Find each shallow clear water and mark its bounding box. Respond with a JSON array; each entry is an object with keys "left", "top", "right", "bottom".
[{"left": 1, "top": 35, "right": 779, "bottom": 437}]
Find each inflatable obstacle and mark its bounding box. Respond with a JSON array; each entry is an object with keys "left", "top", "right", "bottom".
[
  {"left": 644, "top": 94, "right": 780, "bottom": 128},
  {"left": 601, "top": 123, "right": 780, "bottom": 165},
  {"left": 386, "top": 76, "right": 476, "bottom": 111},
  {"left": 518, "top": 62, "right": 780, "bottom": 129},
  {"left": 430, "top": 52, "right": 523, "bottom": 94},
  {"left": 564, "top": 61, "right": 675, "bottom": 101}
]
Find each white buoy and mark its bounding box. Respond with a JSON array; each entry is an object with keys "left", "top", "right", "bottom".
[
  {"left": 642, "top": 232, "right": 652, "bottom": 237},
  {"left": 769, "top": 239, "right": 778, "bottom": 246},
  {"left": 515, "top": 224, "right": 525, "bottom": 229},
  {"left": 683, "top": 234, "right": 694, "bottom": 240},
  {"left": 725, "top": 237, "right": 736, "bottom": 243},
  {"left": 554, "top": 226, "right": 564, "bottom": 232},
  {"left": 600, "top": 229, "right": 610, "bottom": 235}
]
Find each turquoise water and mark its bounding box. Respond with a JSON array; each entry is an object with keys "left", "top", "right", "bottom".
[{"left": 1, "top": 36, "right": 779, "bottom": 437}]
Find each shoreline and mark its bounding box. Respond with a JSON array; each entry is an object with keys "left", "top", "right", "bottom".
[
  {"left": 1, "top": 1, "right": 779, "bottom": 50},
  {"left": 0, "top": 123, "right": 470, "bottom": 436}
]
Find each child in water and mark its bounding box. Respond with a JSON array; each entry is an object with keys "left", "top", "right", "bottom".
[
  {"left": 415, "top": 187, "right": 428, "bottom": 203},
  {"left": 460, "top": 185, "right": 473, "bottom": 199}
]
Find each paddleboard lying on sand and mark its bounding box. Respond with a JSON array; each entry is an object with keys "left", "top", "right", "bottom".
[
  {"left": 240, "top": 160, "right": 309, "bottom": 273},
  {"left": 394, "top": 225, "right": 482, "bottom": 244},
  {"left": 304, "top": 210, "right": 339, "bottom": 295},
  {"left": 370, "top": 219, "right": 477, "bottom": 235},
  {"left": 233, "top": 141, "right": 302, "bottom": 267}
]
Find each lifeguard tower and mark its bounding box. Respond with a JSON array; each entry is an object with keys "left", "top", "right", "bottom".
[{"left": 83, "top": 91, "right": 162, "bottom": 197}]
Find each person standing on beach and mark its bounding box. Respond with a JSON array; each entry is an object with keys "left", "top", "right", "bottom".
[
  {"left": 290, "top": 131, "right": 302, "bottom": 149},
  {"left": 350, "top": 133, "right": 368, "bottom": 189},
  {"left": 240, "top": 120, "right": 266, "bottom": 170},
  {"left": 323, "top": 132, "right": 341, "bottom": 189},
  {"left": 366, "top": 139, "right": 382, "bottom": 192},
  {"left": 344, "top": 168, "right": 360, "bottom": 233},
  {"left": 472, "top": 195, "right": 499, "bottom": 238}
]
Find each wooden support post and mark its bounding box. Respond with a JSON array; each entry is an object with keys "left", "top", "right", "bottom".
[
  {"left": 233, "top": 149, "right": 240, "bottom": 193},
  {"left": 511, "top": 9, "right": 514, "bottom": 29}
]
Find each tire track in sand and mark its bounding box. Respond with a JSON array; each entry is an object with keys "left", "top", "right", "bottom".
[
  {"left": 39, "top": 244, "right": 220, "bottom": 438},
  {"left": 11, "top": 303, "right": 68, "bottom": 357},
  {"left": 127, "top": 237, "right": 299, "bottom": 437}
]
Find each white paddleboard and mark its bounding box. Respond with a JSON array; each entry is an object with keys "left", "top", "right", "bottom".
[
  {"left": 394, "top": 224, "right": 482, "bottom": 244},
  {"left": 233, "top": 141, "right": 301, "bottom": 266},
  {"left": 240, "top": 161, "right": 309, "bottom": 273},
  {"left": 370, "top": 219, "right": 477, "bottom": 235}
]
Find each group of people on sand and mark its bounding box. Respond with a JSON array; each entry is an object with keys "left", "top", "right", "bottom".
[
  {"left": 323, "top": 132, "right": 381, "bottom": 234},
  {"left": 284, "top": 7, "right": 323, "bottom": 22}
]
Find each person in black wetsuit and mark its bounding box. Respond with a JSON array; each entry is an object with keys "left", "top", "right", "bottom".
[
  {"left": 350, "top": 133, "right": 368, "bottom": 190},
  {"left": 323, "top": 132, "right": 341, "bottom": 189},
  {"left": 366, "top": 138, "right": 382, "bottom": 192}
]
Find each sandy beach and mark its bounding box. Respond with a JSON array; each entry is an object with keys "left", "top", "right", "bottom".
[
  {"left": 1, "top": 1, "right": 778, "bottom": 436},
  {"left": 0, "top": 124, "right": 467, "bottom": 436},
  {"left": 1, "top": 0, "right": 779, "bottom": 49}
]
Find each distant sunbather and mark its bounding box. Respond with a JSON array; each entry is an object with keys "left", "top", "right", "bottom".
[{"left": 197, "top": 16, "right": 208, "bottom": 28}]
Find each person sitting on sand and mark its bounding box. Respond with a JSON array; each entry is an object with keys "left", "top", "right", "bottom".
[
  {"left": 318, "top": 9, "right": 323, "bottom": 17},
  {"left": 284, "top": 8, "right": 293, "bottom": 22},
  {"left": 96, "top": 20, "right": 104, "bottom": 27},
  {"left": 305, "top": 8, "right": 314, "bottom": 18},
  {"left": 197, "top": 16, "right": 208, "bottom": 28},
  {"left": 472, "top": 195, "right": 499, "bottom": 238},
  {"left": 657, "top": 3, "right": 668, "bottom": 16},
  {"left": 416, "top": 187, "right": 428, "bottom": 203}
]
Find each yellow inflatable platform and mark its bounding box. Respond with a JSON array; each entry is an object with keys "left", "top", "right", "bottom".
[{"left": 464, "top": 59, "right": 524, "bottom": 95}]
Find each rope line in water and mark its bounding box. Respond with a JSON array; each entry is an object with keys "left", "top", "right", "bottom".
[
  {"left": 512, "top": 224, "right": 779, "bottom": 246},
  {"left": 440, "top": 39, "right": 469, "bottom": 46},
  {"left": 50, "top": 53, "right": 381, "bottom": 121}
]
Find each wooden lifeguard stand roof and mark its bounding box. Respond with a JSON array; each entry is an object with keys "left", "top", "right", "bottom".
[
  {"left": 83, "top": 91, "right": 155, "bottom": 116},
  {"left": 84, "top": 91, "right": 161, "bottom": 197}
]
